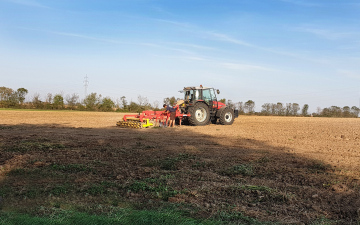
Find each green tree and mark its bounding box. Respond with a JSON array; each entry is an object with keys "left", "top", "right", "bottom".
[
  {"left": 120, "top": 96, "right": 127, "bottom": 111},
  {"left": 275, "top": 102, "right": 285, "bottom": 116},
  {"left": 244, "top": 100, "right": 255, "bottom": 114},
  {"left": 163, "top": 96, "right": 178, "bottom": 106},
  {"left": 292, "top": 103, "right": 300, "bottom": 116},
  {"left": 53, "top": 94, "right": 64, "bottom": 109},
  {"left": 0, "top": 86, "right": 14, "bottom": 107},
  {"left": 285, "top": 103, "right": 292, "bottom": 116},
  {"left": 342, "top": 106, "right": 351, "bottom": 117},
  {"left": 351, "top": 106, "right": 360, "bottom": 117},
  {"left": 99, "top": 97, "right": 115, "bottom": 112},
  {"left": 83, "top": 93, "right": 101, "bottom": 111},
  {"left": 16, "top": 88, "right": 28, "bottom": 105},
  {"left": 301, "top": 104, "right": 309, "bottom": 116},
  {"left": 127, "top": 101, "right": 142, "bottom": 113},
  {"left": 219, "top": 98, "right": 226, "bottom": 104},
  {"left": 44, "top": 93, "right": 53, "bottom": 109}
]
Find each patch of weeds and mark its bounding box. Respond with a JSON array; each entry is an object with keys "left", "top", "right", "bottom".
[
  {"left": 128, "top": 175, "right": 179, "bottom": 201},
  {"left": 50, "top": 184, "right": 72, "bottom": 196},
  {"left": 239, "top": 185, "right": 272, "bottom": 192},
  {"left": 7, "top": 167, "right": 57, "bottom": 179},
  {"left": 222, "top": 164, "right": 254, "bottom": 176},
  {"left": 81, "top": 181, "right": 119, "bottom": 196},
  {"left": 4, "top": 141, "right": 65, "bottom": 153},
  {"left": 50, "top": 163, "right": 94, "bottom": 173},
  {"left": 144, "top": 145, "right": 156, "bottom": 149},
  {"left": 136, "top": 134, "right": 148, "bottom": 141},
  {"left": 192, "top": 161, "right": 207, "bottom": 168},
  {"left": 22, "top": 187, "right": 43, "bottom": 198},
  {"left": 6, "top": 168, "right": 27, "bottom": 176},
  {"left": 310, "top": 216, "right": 337, "bottom": 225},
  {"left": 0, "top": 185, "right": 11, "bottom": 197},
  {"left": 86, "top": 184, "right": 107, "bottom": 196},
  {"left": 0, "top": 125, "right": 13, "bottom": 130},
  {"left": 213, "top": 211, "right": 269, "bottom": 225},
  {"left": 91, "top": 160, "right": 108, "bottom": 166},
  {"left": 308, "top": 161, "right": 331, "bottom": 173},
  {"left": 0, "top": 208, "right": 221, "bottom": 225},
  {"left": 256, "top": 156, "right": 270, "bottom": 164},
  {"left": 160, "top": 153, "right": 194, "bottom": 171}
]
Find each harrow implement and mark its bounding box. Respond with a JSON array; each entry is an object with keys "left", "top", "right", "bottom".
[
  {"left": 116, "top": 109, "right": 187, "bottom": 129},
  {"left": 116, "top": 118, "right": 153, "bottom": 128}
]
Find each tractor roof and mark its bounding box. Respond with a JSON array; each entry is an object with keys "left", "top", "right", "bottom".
[{"left": 183, "top": 86, "right": 212, "bottom": 90}]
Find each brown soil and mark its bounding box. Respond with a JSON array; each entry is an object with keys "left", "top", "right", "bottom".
[{"left": 1, "top": 110, "right": 360, "bottom": 224}]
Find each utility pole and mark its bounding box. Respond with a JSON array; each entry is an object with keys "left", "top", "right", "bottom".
[{"left": 84, "top": 75, "right": 89, "bottom": 98}]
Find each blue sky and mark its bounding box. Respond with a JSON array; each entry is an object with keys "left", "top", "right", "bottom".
[{"left": 1, "top": 0, "right": 360, "bottom": 112}]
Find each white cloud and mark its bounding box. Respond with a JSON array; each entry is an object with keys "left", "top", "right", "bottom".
[
  {"left": 219, "top": 62, "right": 279, "bottom": 72},
  {"left": 295, "top": 27, "right": 358, "bottom": 40},
  {"left": 5, "top": 0, "right": 50, "bottom": 9},
  {"left": 279, "top": 0, "right": 321, "bottom": 7},
  {"left": 207, "top": 32, "right": 254, "bottom": 47}
]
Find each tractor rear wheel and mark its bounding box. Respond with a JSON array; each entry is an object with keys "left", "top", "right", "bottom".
[
  {"left": 188, "top": 102, "right": 210, "bottom": 126},
  {"left": 219, "top": 107, "right": 235, "bottom": 125}
]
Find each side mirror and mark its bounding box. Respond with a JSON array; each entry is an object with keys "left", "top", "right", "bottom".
[{"left": 217, "top": 89, "right": 220, "bottom": 94}]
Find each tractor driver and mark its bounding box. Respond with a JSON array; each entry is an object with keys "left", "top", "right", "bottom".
[{"left": 163, "top": 104, "right": 177, "bottom": 127}]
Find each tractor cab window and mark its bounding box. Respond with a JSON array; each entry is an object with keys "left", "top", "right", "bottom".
[
  {"left": 209, "top": 88, "right": 217, "bottom": 101},
  {"left": 185, "top": 91, "right": 191, "bottom": 101},
  {"left": 184, "top": 90, "right": 200, "bottom": 101},
  {"left": 202, "top": 89, "right": 212, "bottom": 102}
]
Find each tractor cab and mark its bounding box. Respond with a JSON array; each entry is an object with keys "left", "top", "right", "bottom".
[{"left": 182, "top": 85, "right": 220, "bottom": 106}]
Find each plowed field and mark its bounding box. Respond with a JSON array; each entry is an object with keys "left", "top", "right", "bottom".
[{"left": 1, "top": 110, "right": 360, "bottom": 224}]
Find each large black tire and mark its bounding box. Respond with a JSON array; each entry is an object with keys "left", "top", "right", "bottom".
[
  {"left": 188, "top": 102, "right": 210, "bottom": 126},
  {"left": 219, "top": 107, "right": 235, "bottom": 125}
]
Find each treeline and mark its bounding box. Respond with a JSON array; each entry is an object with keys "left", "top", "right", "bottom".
[
  {"left": 0, "top": 86, "right": 160, "bottom": 112},
  {"left": 1, "top": 86, "right": 359, "bottom": 117}
]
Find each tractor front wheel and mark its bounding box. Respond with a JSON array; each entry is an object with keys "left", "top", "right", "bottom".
[
  {"left": 188, "top": 102, "right": 210, "bottom": 126},
  {"left": 219, "top": 107, "right": 235, "bottom": 125}
]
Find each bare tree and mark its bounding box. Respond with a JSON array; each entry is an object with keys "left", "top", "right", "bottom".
[
  {"left": 244, "top": 100, "right": 255, "bottom": 114},
  {"left": 235, "top": 102, "right": 244, "bottom": 114},
  {"left": 261, "top": 103, "right": 271, "bottom": 115},
  {"left": 292, "top": 103, "right": 300, "bottom": 116},
  {"left": 32, "top": 93, "right": 42, "bottom": 109},
  {"left": 66, "top": 93, "right": 79, "bottom": 110}
]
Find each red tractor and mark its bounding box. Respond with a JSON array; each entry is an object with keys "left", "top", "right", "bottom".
[
  {"left": 179, "top": 85, "right": 238, "bottom": 126},
  {"left": 117, "top": 85, "right": 238, "bottom": 128}
]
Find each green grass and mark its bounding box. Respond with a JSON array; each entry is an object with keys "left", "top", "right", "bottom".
[
  {"left": 222, "top": 164, "right": 254, "bottom": 176},
  {"left": 127, "top": 175, "right": 180, "bottom": 201},
  {"left": 0, "top": 208, "right": 278, "bottom": 225},
  {"left": 159, "top": 153, "right": 194, "bottom": 170},
  {"left": 3, "top": 141, "right": 65, "bottom": 153},
  {"left": 0, "top": 209, "right": 221, "bottom": 225},
  {"left": 50, "top": 164, "right": 94, "bottom": 173}
]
